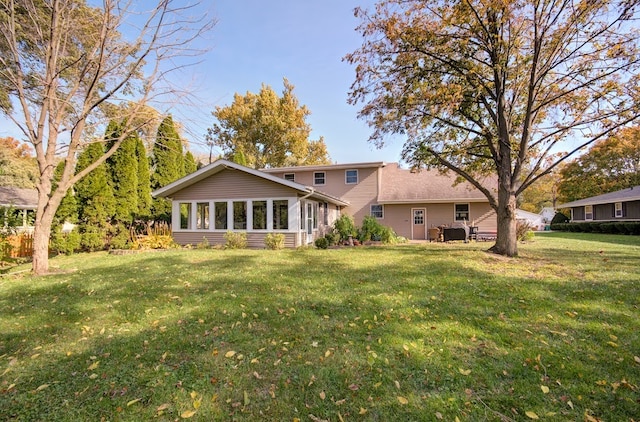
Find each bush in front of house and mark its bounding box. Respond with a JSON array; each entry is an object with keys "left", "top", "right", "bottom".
[
  {"left": 550, "top": 221, "right": 640, "bottom": 235},
  {"left": 550, "top": 211, "right": 570, "bottom": 225},
  {"left": 51, "top": 228, "right": 82, "bottom": 256},
  {"left": 264, "top": 233, "right": 285, "bottom": 250},
  {"left": 314, "top": 237, "right": 329, "bottom": 249},
  {"left": 224, "top": 231, "right": 247, "bottom": 249},
  {"left": 81, "top": 225, "right": 105, "bottom": 252},
  {"left": 196, "top": 236, "right": 211, "bottom": 249},
  {"left": 324, "top": 231, "right": 339, "bottom": 246},
  {"left": 333, "top": 215, "right": 357, "bottom": 243},
  {"left": 516, "top": 220, "right": 535, "bottom": 242},
  {"left": 358, "top": 215, "right": 401, "bottom": 244}
]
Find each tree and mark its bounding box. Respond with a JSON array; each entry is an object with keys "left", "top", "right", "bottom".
[
  {"left": 558, "top": 127, "right": 640, "bottom": 203},
  {"left": 135, "top": 137, "right": 152, "bottom": 219},
  {"left": 106, "top": 121, "right": 139, "bottom": 224},
  {"left": 184, "top": 151, "right": 198, "bottom": 175},
  {"left": 0, "top": 1, "right": 214, "bottom": 274},
  {"left": 151, "top": 115, "right": 185, "bottom": 221},
  {"left": 207, "top": 79, "right": 332, "bottom": 169},
  {"left": 346, "top": 0, "right": 640, "bottom": 256},
  {"left": 75, "top": 142, "right": 115, "bottom": 227},
  {"left": 0, "top": 137, "right": 38, "bottom": 188}
]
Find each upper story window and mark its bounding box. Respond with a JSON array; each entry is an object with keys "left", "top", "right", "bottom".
[
  {"left": 585, "top": 205, "right": 593, "bottom": 221},
  {"left": 284, "top": 173, "right": 295, "bottom": 182},
  {"left": 314, "top": 172, "right": 326, "bottom": 185},
  {"left": 454, "top": 203, "right": 469, "bottom": 221},
  {"left": 615, "top": 202, "right": 623, "bottom": 218},
  {"left": 370, "top": 204, "right": 384, "bottom": 219},
  {"left": 345, "top": 169, "right": 358, "bottom": 184}
]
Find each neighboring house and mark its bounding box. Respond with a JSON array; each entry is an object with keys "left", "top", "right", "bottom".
[
  {"left": 0, "top": 186, "right": 38, "bottom": 232},
  {"left": 540, "top": 206, "right": 555, "bottom": 224},
  {"left": 558, "top": 186, "right": 640, "bottom": 222},
  {"left": 515, "top": 209, "right": 545, "bottom": 231},
  {"left": 153, "top": 159, "right": 498, "bottom": 247}
]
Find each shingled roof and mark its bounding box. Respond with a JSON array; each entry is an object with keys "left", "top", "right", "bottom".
[
  {"left": 0, "top": 186, "right": 38, "bottom": 209},
  {"left": 558, "top": 186, "right": 640, "bottom": 208},
  {"left": 378, "top": 163, "right": 495, "bottom": 203}
]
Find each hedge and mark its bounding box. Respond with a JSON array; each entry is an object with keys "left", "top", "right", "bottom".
[{"left": 550, "top": 221, "right": 640, "bottom": 235}]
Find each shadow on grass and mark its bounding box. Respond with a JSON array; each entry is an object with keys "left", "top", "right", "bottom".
[{"left": 1, "top": 244, "right": 639, "bottom": 420}]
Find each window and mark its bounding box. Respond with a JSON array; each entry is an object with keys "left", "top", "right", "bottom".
[
  {"left": 179, "top": 203, "right": 191, "bottom": 229},
  {"left": 345, "top": 169, "right": 358, "bottom": 184},
  {"left": 414, "top": 209, "right": 424, "bottom": 225},
  {"left": 323, "top": 202, "right": 329, "bottom": 225},
  {"left": 615, "top": 202, "right": 623, "bottom": 218},
  {"left": 371, "top": 204, "right": 384, "bottom": 219},
  {"left": 313, "top": 203, "right": 318, "bottom": 229},
  {"left": 284, "top": 173, "right": 295, "bottom": 182},
  {"left": 196, "top": 202, "right": 209, "bottom": 229},
  {"left": 253, "top": 201, "right": 267, "bottom": 230},
  {"left": 313, "top": 172, "right": 326, "bottom": 185},
  {"left": 455, "top": 203, "right": 470, "bottom": 221},
  {"left": 233, "top": 201, "right": 247, "bottom": 229},
  {"left": 273, "top": 200, "right": 288, "bottom": 230},
  {"left": 214, "top": 202, "right": 227, "bottom": 229},
  {"left": 585, "top": 205, "right": 593, "bottom": 221}
]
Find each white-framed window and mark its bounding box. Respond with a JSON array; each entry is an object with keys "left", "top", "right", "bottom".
[
  {"left": 284, "top": 173, "right": 295, "bottom": 182},
  {"left": 273, "top": 200, "right": 289, "bottom": 230},
  {"left": 585, "top": 205, "right": 593, "bottom": 221},
  {"left": 455, "top": 203, "right": 470, "bottom": 221},
  {"left": 313, "top": 171, "right": 326, "bottom": 185},
  {"left": 253, "top": 200, "right": 267, "bottom": 230},
  {"left": 414, "top": 209, "right": 425, "bottom": 225},
  {"left": 233, "top": 201, "right": 247, "bottom": 229},
  {"left": 370, "top": 204, "right": 384, "bottom": 219},
  {"left": 345, "top": 169, "right": 358, "bottom": 184},
  {"left": 179, "top": 203, "right": 192, "bottom": 229},
  {"left": 214, "top": 202, "right": 227, "bottom": 229},
  {"left": 615, "top": 202, "right": 623, "bottom": 218},
  {"left": 196, "top": 202, "right": 209, "bottom": 229}
]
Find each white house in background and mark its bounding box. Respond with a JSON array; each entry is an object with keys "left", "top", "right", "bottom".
[
  {"left": 540, "top": 207, "right": 555, "bottom": 224},
  {"left": 0, "top": 186, "right": 37, "bottom": 232},
  {"left": 515, "top": 208, "right": 546, "bottom": 231}
]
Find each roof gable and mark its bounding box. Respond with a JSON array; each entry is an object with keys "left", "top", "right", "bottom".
[{"left": 152, "top": 159, "right": 348, "bottom": 206}]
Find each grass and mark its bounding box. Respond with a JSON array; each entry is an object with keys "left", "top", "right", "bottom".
[{"left": 0, "top": 232, "right": 639, "bottom": 421}]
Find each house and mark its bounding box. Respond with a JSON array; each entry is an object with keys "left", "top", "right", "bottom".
[
  {"left": 558, "top": 186, "right": 640, "bottom": 222},
  {"left": 0, "top": 186, "right": 38, "bottom": 232},
  {"left": 152, "top": 159, "right": 498, "bottom": 247},
  {"left": 515, "top": 209, "right": 545, "bottom": 231}
]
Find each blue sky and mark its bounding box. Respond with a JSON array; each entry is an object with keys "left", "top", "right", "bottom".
[{"left": 173, "top": 0, "right": 405, "bottom": 164}]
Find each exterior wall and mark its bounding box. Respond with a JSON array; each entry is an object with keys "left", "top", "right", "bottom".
[
  {"left": 379, "top": 202, "right": 496, "bottom": 240},
  {"left": 173, "top": 232, "right": 298, "bottom": 248},
  {"left": 171, "top": 169, "right": 294, "bottom": 200},
  {"left": 571, "top": 200, "right": 640, "bottom": 221},
  {"left": 268, "top": 167, "right": 379, "bottom": 225}
]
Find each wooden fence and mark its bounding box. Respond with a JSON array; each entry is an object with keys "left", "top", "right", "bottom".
[{"left": 1, "top": 233, "right": 34, "bottom": 258}]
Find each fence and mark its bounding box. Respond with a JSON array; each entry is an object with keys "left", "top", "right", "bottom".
[{"left": 1, "top": 233, "right": 34, "bottom": 258}]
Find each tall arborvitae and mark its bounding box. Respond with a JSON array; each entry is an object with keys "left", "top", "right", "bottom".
[
  {"left": 135, "top": 136, "right": 152, "bottom": 218},
  {"left": 105, "top": 121, "right": 139, "bottom": 224},
  {"left": 52, "top": 161, "right": 78, "bottom": 228},
  {"left": 75, "top": 142, "right": 116, "bottom": 227},
  {"left": 184, "top": 151, "right": 198, "bottom": 175},
  {"left": 151, "top": 115, "right": 184, "bottom": 221}
]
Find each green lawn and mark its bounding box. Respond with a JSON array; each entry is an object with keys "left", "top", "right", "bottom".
[{"left": 1, "top": 233, "right": 639, "bottom": 421}]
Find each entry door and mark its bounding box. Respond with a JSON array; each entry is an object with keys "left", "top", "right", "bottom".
[{"left": 412, "top": 208, "right": 426, "bottom": 240}]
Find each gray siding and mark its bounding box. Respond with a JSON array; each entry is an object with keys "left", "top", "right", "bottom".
[
  {"left": 572, "top": 200, "right": 640, "bottom": 221},
  {"left": 173, "top": 232, "right": 297, "bottom": 248},
  {"left": 171, "top": 169, "right": 296, "bottom": 200}
]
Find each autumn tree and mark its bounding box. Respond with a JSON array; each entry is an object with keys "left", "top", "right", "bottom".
[
  {"left": 558, "top": 127, "right": 640, "bottom": 203},
  {"left": 0, "top": 137, "right": 38, "bottom": 188},
  {"left": 207, "top": 79, "right": 331, "bottom": 169},
  {"left": 0, "top": 1, "right": 214, "bottom": 274},
  {"left": 346, "top": 0, "right": 640, "bottom": 256}
]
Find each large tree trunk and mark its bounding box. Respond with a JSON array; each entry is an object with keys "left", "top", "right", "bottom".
[
  {"left": 490, "top": 183, "right": 518, "bottom": 256},
  {"left": 31, "top": 215, "right": 52, "bottom": 275}
]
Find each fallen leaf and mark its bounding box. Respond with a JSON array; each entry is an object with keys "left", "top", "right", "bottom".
[
  {"left": 359, "top": 407, "right": 367, "bottom": 415},
  {"left": 319, "top": 391, "right": 326, "bottom": 400},
  {"left": 308, "top": 414, "right": 329, "bottom": 422},
  {"left": 435, "top": 411, "right": 443, "bottom": 419},
  {"left": 35, "top": 384, "right": 49, "bottom": 392},
  {"left": 348, "top": 383, "right": 359, "bottom": 391},
  {"left": 459, "top": 368, "right": 471, "bottom": 376},
  {"left": 190, "top": 391, "right": 198, "bottom": 399},
  {"left": 87, "top": 361, "right": 99, "bottom": 371},
  {"left": 244, "top": 390, "right": 250, "bottom": 406},
  {"left": 253, "top": 371, "right": 262, "bottom": 379},
  {"left": 541, "top": 385, "right": 550, "bottom": 394},
  {"left": 156, "top": 403, "right": 171, "bottom": 412},
  {"left": 224, "top": 350, "right": 236, "bottom": 358},
  {"left": 181, "top": 409, "right": 196, "bottom": 419},
  {"left": 127, "top": 398, "right": 141, "bottom": 407},
  {"left": 525, "top": 411, "right": 539, "bottom": 419},
  {"left": 634, "top": 356, "right": 640, "bottom": 364},
  {"left": 397, "top": 396, "right": 409, "bottom": 405}
]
